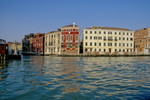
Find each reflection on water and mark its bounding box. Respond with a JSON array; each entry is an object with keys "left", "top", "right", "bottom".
[
  {"left": 0, "top": 60, "right": 9, "bottom": 81},
  {"left": 0, "top": 56, "right": 150, "bottom": 100}
]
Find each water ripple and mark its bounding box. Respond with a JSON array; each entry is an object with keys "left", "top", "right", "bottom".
[{"left": 0, "top": 56, "right": 150, "bottom": 100}]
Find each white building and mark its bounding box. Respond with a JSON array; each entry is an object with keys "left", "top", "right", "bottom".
[
  {"left": 83, "top": 26, "right": 134, "bottom": 55},
  {"left": 45, "top": 31, "right": 61, "bottom": 55}
]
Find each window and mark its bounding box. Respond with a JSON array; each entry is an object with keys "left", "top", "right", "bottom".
[
  {"left": 108, "top": 36, "right": 113, "bottom": 41},
  {"left": 99, "top": 31, "right": 101, "bottom": 34},
  {"left": 85, "top": 31, "right": 88, "bottom": 34},
  {"left": 76, "top": 35, "right": 78, "bottom": 41},
  {"left": 95, "top": 31, "right": 96, "bottom": 34},
  {"left": 104, "top": 31, "right": 106, "bottom": 34},
  {"left": 90, "top": 48, "right": 92, "bottom": 51},
  {"left": 61, "top": 44, "right": 63, "bottom": 48},
  {"left": 99, "top": 49, "right": 101, "bottom": 52},
  {"left": 85, "top": 36, "right": 88, "bottom": 39},
  {"left": 85, "top": 42, "right": 88, "bottom": 46},
  {"left": 127, "top": 38, "right": 128, "bottom": 41},
  {"left": 127, "top": 43, "right": 128, "bottom": 47},
  {"left": 123, "top": 32, "right": 125, "bottom": 35},
  {"left": 104, "top": 37, "right": 106, "bottom": 41},
  {"left": 119, "top": 49, "right": 121, "bottom": 52},
  {"left": 104, "top": 49, "right": 106, "bottom": 52},
  {"left": 130, "top": 33, "right": 132, "bottom": 35},
  {"left": 119, "top": 32, "right": 121, "bottom": 35},
  {"left": 90, "top": 42, "right": 92, "bottom": 46},
  {"left": 90, "top": 31, "right": 92, "bottom": 34},
  {"left": 85, "top": 48, "right": 87, "bottom": 51},
  {"left": 115, "top": 32, "right": 117, "bottom": 35},
  {"left": 70, "top": 35, "right": 73, "bottom": 41},
  {"left": 94, "top": 36, "right": 97, "bottom": 40},
  {"left": 104, "top": 43, "right": 106, "bottom": 46},
  {"left": 66, "top": 35, "right": 68, "bottom": 41},
  {"left": 98, "top": 36, "right": 102, "bottom": 40},
  {"left": 108, "top": 31, "right": 112, "bottom": 34},
  {"left": 123, "top": 43, "right": 125, "bottom": 46},
  {"left": 123, "top": 37, "right": 125, "bottom": 40},
  {"left": 115, "top": 37, "right": 117, "bottom": 41},
  {"left": 95, "top": 42, "right": 97, "bottom": 46},
  {"left": 130, "top": 38, "right": 133, "bottom": 41},
  {"left": 119, "top": 43, "right": 121, "bottom": 46},
  {"left": 130, "top": 43, "right": 132, "bottom": 47},
  {"left": 108, "top": 43, "right": 112, "bottom": 46},
  {"left": 115, "top": 43, "right": 117, "bottom": 46},
  {"left": 119, "top": 37, "right": 121, "bottom": 40},
  {"left": 90, "top": 36, "right": 92, "bottom": 39},
  {"left": 127, "top": 33, "right": 129, "bottom": 35},
  {"left": 76, "top": 44, "right": 78, "bottom": 47},
  {"left": 99, "top": 43, "right": 101, "bottom": 46}
]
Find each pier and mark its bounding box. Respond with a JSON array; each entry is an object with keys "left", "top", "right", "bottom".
[{"left": 0, "top": 54, "right": 21, "bottom": 60}]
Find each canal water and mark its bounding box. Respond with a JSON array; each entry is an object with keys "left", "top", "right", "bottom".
[{"left": 0, "top": 56, "right": 150, "bottom": 100}]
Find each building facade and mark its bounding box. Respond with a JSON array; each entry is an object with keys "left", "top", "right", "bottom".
[
  {"left": 44, "top": 24, "right": 80, "bottom": 55},
  {"left": 32, "top": 33, "right": 45, "bottom": 55},
  {"left": 0, "top": 39, "right": 8, "bottom": 55},
  {"left": 134, "top": 27, "right": 150, "bottom": 54},
  {"left": 8, "top": 42, "right": 22, "bottom": 55},
  {"left": 45, "top": 31, "right": 61, "bottom": 55},
  {"left": 83, "top": 26, "right": 134, "bottom": 55},
  {"left": 61, "top": 24, "right": 80, "bottom": 54},
  {"left": 22, "top": 33, "right": 35, "bottom": 53}
]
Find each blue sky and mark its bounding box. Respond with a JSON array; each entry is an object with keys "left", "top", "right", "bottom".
[{"left": 0, "top": 0, "right": 150, "bottom": 42}]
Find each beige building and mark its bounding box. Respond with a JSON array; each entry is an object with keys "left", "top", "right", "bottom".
[
  {"left": 45, "top": 31, "right": 61, "bottom": 55},
  {"left": 45, "top": 24, "right": 80, "bottom": 55},
  {"left": 83, "top": 26, "right": 134, "bottom": 55}
]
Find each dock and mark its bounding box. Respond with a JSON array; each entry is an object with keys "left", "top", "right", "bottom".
[{"left": 0, "top": 54, "right": 21, "bottom": 60}]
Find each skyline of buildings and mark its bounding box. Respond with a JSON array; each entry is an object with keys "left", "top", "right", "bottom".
[
  {"left": 21, "top": 23, "right": 150, "bottom": 55},
  {"left": 1, "top": 24, "right": 150, "bottom": 55}
]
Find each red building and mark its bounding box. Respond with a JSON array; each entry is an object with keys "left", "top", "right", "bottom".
[
  {"left": 0, "top": 39, "right": 8, "bottom": 55},
  {"left": 61, "top": 24, "right": 80, "bottom": 54},
  {"left": 32, "top": 33, "right": 45, "bottom": 55}
]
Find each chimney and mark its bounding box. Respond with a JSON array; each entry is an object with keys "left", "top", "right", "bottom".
[{"left": 73, "top": 22, "right": 75, "bottom": 27}]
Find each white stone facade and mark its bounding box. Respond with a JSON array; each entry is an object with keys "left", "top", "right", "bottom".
[
  {"left": 83, "top": 26, "right": 134, "bottom": 55},
  {"left": 45, "top": 31, "right": 61, "bottom": 55}
]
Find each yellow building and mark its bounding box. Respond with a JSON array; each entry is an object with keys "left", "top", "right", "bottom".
[
  {"left": 83, "top": 26, "right": 134, "bottom": 55},
  {"left": 45, "top": 31, "right": 61, "bottom": 55}
]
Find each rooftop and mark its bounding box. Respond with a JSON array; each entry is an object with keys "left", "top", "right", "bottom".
[
  {"left": 47, "top": 30, "right": 61, "bottom": 34},
  {"left": 8, "top": 42, "right": 21, "bottom": 45},
  {"left": 0, "top": 39, "right": 6, "bottom": 44},
  {"left": 85, "top": 26, "right": 131, "bottom": 31},
  {"left": 61, "top": 24, "right": 79, "bottom": 28}
]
